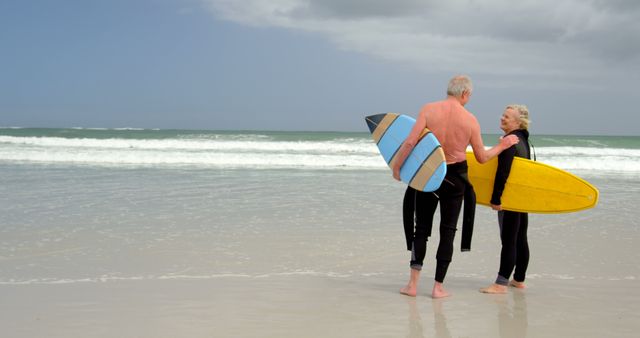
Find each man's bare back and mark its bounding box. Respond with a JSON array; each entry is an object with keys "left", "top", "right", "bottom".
[
  {"left": 421, "top": 97, "right": 480, "bottom": 164},
  {"left": 392, "top": 93, "right": 517, "bottom": 180}
]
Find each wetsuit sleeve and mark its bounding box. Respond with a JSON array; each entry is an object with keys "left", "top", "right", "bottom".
[{"left": 491, "top": 145, "right": 516, "bottom": 205}]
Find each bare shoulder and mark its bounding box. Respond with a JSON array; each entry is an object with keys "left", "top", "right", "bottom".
[
  {"left": 465, "top": 111, "right": 482, "bottom": 138},
  {"left": 464, "top": 109, "right": 479, "bottom": 125},
  {"left": 420, "top": 101, "right": 439, "bottom": 113},
  {"left": 420, "top": 100, "right": 448, "bottom": 116}
]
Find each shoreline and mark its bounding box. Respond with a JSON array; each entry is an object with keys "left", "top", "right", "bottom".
[{"left": 1, "top": 150, "right": 638, "bottom": 337}]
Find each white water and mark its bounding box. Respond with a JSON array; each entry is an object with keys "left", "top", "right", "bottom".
[{"left": 1, "top": 135, "right": 639, "bottom": 172}]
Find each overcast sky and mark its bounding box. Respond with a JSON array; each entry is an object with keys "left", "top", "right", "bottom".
[{"left": 1, "top": 0, "right": 639, "bottom": 135}]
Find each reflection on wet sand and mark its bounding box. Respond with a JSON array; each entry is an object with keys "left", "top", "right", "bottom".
[
  {"left": 405, "top": 290, "right": 528, "bottom": 338},
  {"left": 406, "top": 298, "right": 424, "bottom": 338},
  {"left": 497, "top": 290, "right": 529, "bottom": 338},
  {"left": 406, "top": 298, "right": 452, "bottom": 338}
]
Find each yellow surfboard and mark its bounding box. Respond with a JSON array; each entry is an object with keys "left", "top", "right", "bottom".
[{"left": 466, "top": 152, "right": 599, "bottom": 214}]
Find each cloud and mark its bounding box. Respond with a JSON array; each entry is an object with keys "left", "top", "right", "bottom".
[{"left": 203, "top": 0, "right": 640, "bottom": 88}]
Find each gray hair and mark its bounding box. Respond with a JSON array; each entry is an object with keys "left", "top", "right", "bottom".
[
  {"left": 447, "top": 75, "right": 473, "bottom": 97},
  {"left": 506, "top": 104, "right": 531, "bottom": 130}
]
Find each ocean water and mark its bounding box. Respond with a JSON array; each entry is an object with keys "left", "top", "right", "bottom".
[
  {"left": 1, "top": 128, "right": 639, "bottom": 172},
  {"left": 0, "top": 128, "right": 639, "bottom": 285}
]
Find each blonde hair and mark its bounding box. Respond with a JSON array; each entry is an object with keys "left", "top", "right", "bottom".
[
  {"left": 506, "top": 104, "right": 530, "bottom": 130},
  {"left": 447, "top": 75, "right": 473, "bottom": 97}
]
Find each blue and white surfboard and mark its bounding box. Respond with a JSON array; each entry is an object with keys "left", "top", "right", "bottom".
[{"left": 366, "top": 113, "right": 447, "bottom": 192}]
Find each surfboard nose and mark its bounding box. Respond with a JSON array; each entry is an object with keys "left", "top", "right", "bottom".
[{"left": 365, "top": 114, "right": 386, "bottom": 134}]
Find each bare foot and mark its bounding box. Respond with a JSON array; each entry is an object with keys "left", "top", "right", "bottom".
[
  {"left": 400, "top": 268, "right": 421, "bottom": 297},
  {"left": 432, "top": 282, "right": 450, "bottom": 299},
  {"left": 509, "top": 280, "right": 526, "bottom": 289},
  {"left": 479, "top": 283, "right": 507, "bottom": 294},
  {"left": 400, "top": 285, "right": 417, "bottom": 297}
]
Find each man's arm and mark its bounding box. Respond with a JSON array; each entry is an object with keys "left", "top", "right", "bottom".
[
  {"left": 392, "top": 110, "right": 428, "bottom": 180},
  {"left": 469, "top": 120, "right": 518, "bottom": 164}
]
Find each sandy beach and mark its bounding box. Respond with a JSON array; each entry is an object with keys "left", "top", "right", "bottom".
[
  {"left": 1, "top": 267, "right": 638, "bottom": 337},
  {"left": 1, "top": 161, "right": 639, "bottom": 337},
  {"left": 3, "top": 0, "right": 640, "bottom": 335}
]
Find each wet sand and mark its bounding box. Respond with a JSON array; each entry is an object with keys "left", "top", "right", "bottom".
[
  {"left": 1, "top": 168, "right": 638, "bottom": 337},
  {"left": 1, "top": 274, "right": 638, "bottom": 337}
]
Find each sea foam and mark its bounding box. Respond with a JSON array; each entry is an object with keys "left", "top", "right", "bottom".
[{"left": 1, "top": 135, "right": 639, "bottom": 172}]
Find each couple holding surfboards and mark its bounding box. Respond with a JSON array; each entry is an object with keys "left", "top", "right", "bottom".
[{"left": 376, "top": 75, "right": 530, "bottom": 298}]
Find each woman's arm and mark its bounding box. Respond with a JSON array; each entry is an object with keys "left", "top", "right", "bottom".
[{"left": 490, "top": 145, "right": 516, "bottom": 210}]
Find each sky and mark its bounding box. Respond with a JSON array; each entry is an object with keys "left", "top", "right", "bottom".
[{"left": 1, "top": 0, "right": 639, "bottom": 135}]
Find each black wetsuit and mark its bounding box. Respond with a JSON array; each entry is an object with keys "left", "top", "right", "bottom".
[
  {"left": 403, "top": 161, "right": 475, "bottom": 283},
  {"left": 491, "top": 129, "right": 531, "bottom": 285}
]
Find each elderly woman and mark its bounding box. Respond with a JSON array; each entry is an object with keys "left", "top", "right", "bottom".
[{"left": 481, "top": 105, "right": 532, "bottom": 294}]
